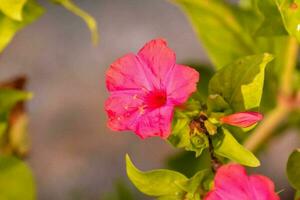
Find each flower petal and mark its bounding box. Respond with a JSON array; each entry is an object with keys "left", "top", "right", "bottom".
[
  {"left": 211, "top": 164, "right": 250, "bottom": 200},
  {"left": 106, "top": 53, "right": 154, "bottom": 92},
  {"left": 249, "top": 175, "right": 280, "bottom": 200},
  {"left": 135, "top": 106, "right": 174, "bottom": 139},
  {"left": 105, "top": 90, "right": 144, "bottom": 131},
  {"left": 166, "top": 64, "right": 199, "bottom": 105},
  {"left": 205, "top": 164, "right": 279, "bottom": 200},
  {"left": 138, "top": 38, "right": 176, "bottom": 85}
]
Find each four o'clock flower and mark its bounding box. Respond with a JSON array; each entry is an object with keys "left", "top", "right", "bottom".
[
  {"left": 105, "top": 39, "right": 199, "bottom": 139},
  {"left": 220, "top": 111, "right": 263, "bottom": 128},
  {"left": 205, "top": 164, "right": 280, "bottom": 200}
]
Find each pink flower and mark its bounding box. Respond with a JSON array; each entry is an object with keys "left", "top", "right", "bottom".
[
  {"left": 205, "top": 164, "right": 280, "bottom": 200},
  {"left": 105, "top": 39, "right": 199, "bottom": 139},
  {"left": 220, "top": 111, "right": 263, "bottom": 128}
]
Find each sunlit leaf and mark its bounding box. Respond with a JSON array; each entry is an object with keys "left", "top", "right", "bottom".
[
  {"left": 0, "top": 0, "right": 28, "bottom": 21},
  {"left": 126, "top": 154, "right": 187, "bottom": 198},
  {"left": 0, "top": 0, "right": 44, "bottom": 53},
  {"left": 213, "top": 128, "right": 260, "bottom": 167},
  {"left": 173, "top": 0, "right": 256, "bottom": 68},
  {"left": 209, "top": 54, "right": 273, "bottom": 112}
]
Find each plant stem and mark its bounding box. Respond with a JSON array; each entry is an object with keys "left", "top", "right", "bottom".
[{"left": 244, "top": 37, "right": 298, "bottom": 152}]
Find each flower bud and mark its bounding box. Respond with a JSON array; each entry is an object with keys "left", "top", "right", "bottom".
[{"left": 220, "top": 111, "right": 263, "bottom": 128}]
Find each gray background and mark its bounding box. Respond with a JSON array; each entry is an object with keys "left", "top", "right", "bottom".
[{"left": 0, "top": 0, "right": 299, "bottom": 199}]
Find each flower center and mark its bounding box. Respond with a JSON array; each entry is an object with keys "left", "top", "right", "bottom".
[{"left": 145, "top": 90, "right": 167, "bottom": 109}]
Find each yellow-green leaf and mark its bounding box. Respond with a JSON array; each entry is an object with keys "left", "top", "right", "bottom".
[
  {"left": 126, "top": 154, "right": 187, "bottom": 197},
  {"left": 213, "top": 128, "right": 260, "bottom": 167},
  {"left": 0, "top": 0, "right": 44, "bottom": 53},
  {"left": 0, "top": 0, "right": 28, "bottom": 21},
  {"left": 0, "top": 155, "right": 35, "bottom": 200},
  {"left": 209, "top": 54, "right": 273, "bottom": 112}
]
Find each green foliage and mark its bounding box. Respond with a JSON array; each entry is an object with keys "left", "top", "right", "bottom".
[
  {"left": 173, "top": 0, "right": 256, "bottom": 69},
  {"left": 126, "top": 154, "right": 187, "bottom": 198},
  {"left": 275, "top": 0, "right": 300, "bottom": 43},
  {"left": 213, "top": 128, "right": 260, "bottom": 167},
  {"left": 0, "top": 89, "right": 32, "bottom": 138},
  {"left": 0, "top": 0, "right": 28, "bottom": 21},
  {"left": 0, "top": 0, "right": 44, "bottom": 53},
  {"left": 126, "top": 154, "right": 211, "bottom": 200},
  {"left": 53, "top": 0, "right": 99, "bottom": 44},
  {"left": 287, "top": 149, "right": 300, "bottom": 190},
  {"left": 168, "top": 117, "right": 190, "bottom": 149},
  {"left": 0, "top": 155, "right": 35, "bottom": 200},
  {"left": 208, "top": 54, "right": 273, "bottom": 112},
  {"left": 254, "top": 0, "right": 288, "bottom": 36}
]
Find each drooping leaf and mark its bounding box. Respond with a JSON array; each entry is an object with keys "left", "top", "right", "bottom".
[
  {"left": 287, "top": 149, "right": 300, "bottom": 190},
  {"left": 213, "top": 128, "right": 260, "bottom": 167},
  {"left": 53, "top": 0, "right": 99, "bottom": 44},
  {"left": 0, "top": 155, "right": 35, "bottom": 200},
  {"left": 0, "top": 0, "right": 44, "bottom": 53},
  {"left": 173, "top": 0, "right": 256, "bottom": 68},
  {"left": 0, "top": 0, "right": 28, "bottom": 21},
  {"left": 208, "top": 54, "right": 273, "bottom": 112},
  {"left": 126, "top": 154, "right": 187, "bottom": 198}
]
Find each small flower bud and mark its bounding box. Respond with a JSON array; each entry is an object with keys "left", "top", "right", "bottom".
[{"left": 220, "top": 111, "right": 263, "bottom": 128}]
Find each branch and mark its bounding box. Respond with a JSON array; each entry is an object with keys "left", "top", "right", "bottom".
[{"left": 244, "top": 37, "right": 298, "bottom": 152}]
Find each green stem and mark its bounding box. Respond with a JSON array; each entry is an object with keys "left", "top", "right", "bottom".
[{"left": 244, "top": 37, "right": 298, "bottom": 152}]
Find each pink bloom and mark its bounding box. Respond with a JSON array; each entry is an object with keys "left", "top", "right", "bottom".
[
  {"left": 205, "top": 164, "right": 280, "bottom": 200},
  {"left": 105, "top": 39, "right": 199, "bottom": 139},
  {"left": 220, "top": 111, "right": 263, "bottom": 128}
]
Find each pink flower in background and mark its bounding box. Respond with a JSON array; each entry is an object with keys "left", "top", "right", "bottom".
[
  {"left": 205, "top": 164, "right": 280, "bottom": 200},
  {"left": 105, "top": 39, "right": 199, "bottom": 139},
  {"left": 220, "top": 111, "right": 263, "bottom": 128}
]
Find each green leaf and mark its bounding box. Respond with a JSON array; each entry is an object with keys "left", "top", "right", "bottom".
[
  {"left": 176, "top": 169, "right": 210, "bottom": 194},
  {"left": 0, "top": 155, "right": 35, "bottom": 200},
  {"left": 126, "top": 154, "right": 187, "bottom": 197},
  {"left": 173, "top": 0, "right": 256, "bottom": 68},
  {"left": 287, "top": 149, "right": 300, "bottom": 190},
  {"left": 53, "top": 0, "right": 99, "bottom": 44},
  {"left": 275, "top": 0, "right": 300, "bottom": 43},
  {"left": 168, "top": 117, "right": 191, "bottom": 148},
  {"left": 254, "top": 0, "right": 288, "bottom": 36},
  {"left": 207, "top": 94, "right": 231, "bottom": 115},
  {"left": 0, "top": 0, "right": 44, "bottom": 53},
  {"left": 213, "top": 128, "right": 260, "bottom": 167},
  {"left": 0, "top": 0, "right": 28, "bottom": 21},
  {"left": 208, "top": 54, "right": 273, "bottom": 112}
]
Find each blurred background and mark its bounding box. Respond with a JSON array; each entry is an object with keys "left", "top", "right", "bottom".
[{"left": 0, "top": 0, "right": 299, "bottom": 199}]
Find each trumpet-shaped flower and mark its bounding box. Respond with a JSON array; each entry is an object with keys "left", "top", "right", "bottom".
[
  {"left": 105, "top": 39, "right": 199, "bottom": 139},
  {"left": 205, "top": 164, "right": 280, "bottom": 200}
]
